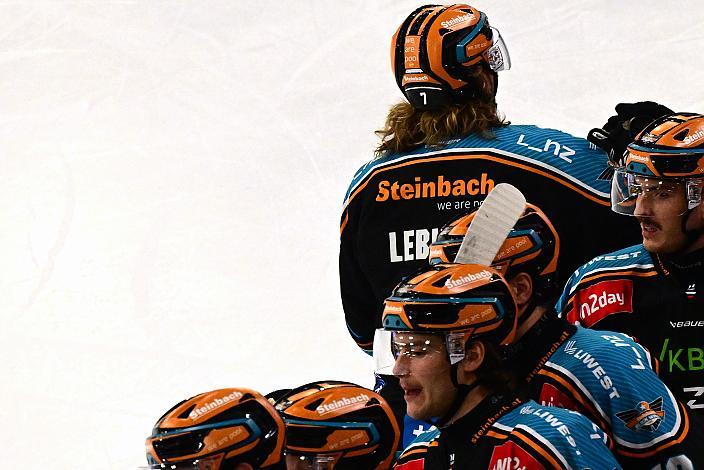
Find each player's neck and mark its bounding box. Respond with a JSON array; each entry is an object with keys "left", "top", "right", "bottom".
[
  {"left": 446, "top": 384, "right": 491, "bottom": 426},
  {"left": 515, "top": 304, "right": 547, "bottom": 341}
]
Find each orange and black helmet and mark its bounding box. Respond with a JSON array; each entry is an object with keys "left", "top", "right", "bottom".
[
  {"left": 624, "top": 113, "right": 704, "bottom": 178},
  {"left": 145, "top": 388, "right": 285, "bottom": 469},
  {"left": 275, "top": 381, "right": 400, "bottom": 469},
  {"left": 382, "top": 263, "right": 517, "bottom": 348},
  {"left": 391, "top": 4, "right": 510, "bottom": 110},
  {"left": 612, "top": 113, "right": 704, "bottom": 216},
  {"left": 429, "top": 204, "right": 560, "bottom": 299}
]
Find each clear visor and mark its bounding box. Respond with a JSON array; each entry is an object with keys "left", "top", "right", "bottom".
[
  {"left": 138, "top": 459, "right": 220, "bottom": 470},
  {"left": 484, "top": 27, "right": 511, "bottom": 72},
  {"left": 373, "top": 329, "right": 466, "bottom": 375},
  {"left": 611, "top": 168, "right": 703, "bottom": 217},
  {"left": 285, "top": 453, "right": 337, "bottom": 470}
]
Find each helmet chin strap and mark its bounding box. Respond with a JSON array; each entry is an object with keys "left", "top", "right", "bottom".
[
  {"left": 680, "top": 208, "right": 704, "bottom": 252},
  {"left": 436, "top": 362, "right": 482, "bottom": 427}
]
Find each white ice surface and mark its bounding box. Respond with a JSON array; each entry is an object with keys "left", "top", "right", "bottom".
[{"left": 1, "top": 1, "right": 703, "bottom": 468}]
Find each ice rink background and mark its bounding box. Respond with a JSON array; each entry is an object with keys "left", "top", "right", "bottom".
[{"left": 1, "top": 1, "right": 703, "bottom": 468}]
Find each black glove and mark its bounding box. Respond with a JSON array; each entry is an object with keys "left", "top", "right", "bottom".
[{"left": 588, "top": 101, "right": 673, "bottom": 168}]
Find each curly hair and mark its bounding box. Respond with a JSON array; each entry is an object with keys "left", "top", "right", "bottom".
[{"left": 375, "top": 68, "right": 507, "bottom": 156}]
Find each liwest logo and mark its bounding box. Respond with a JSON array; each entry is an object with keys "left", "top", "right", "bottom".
[
  {"left": 563, "top": 340, "right": 620, "bottom": 399},
  {"left": 517, "top": 406, "right": 580, "bottom": 450},
  {"left": 444, "top": 269, "right": 492, "bottom": 289},
  {"left": 316, "top": 393, "right": 370, "bottom": 415},
  {"left": 568, "top": 279, "right": 633, "bottom": 327},
  {"left": 189, "top": 391, "right": 243, "bottom": 420},
  {"left": 574, "top": 251, "right": 643, "bottom": 276},
  {"left": 376, "top": 174, "right": 494, "bottom": 202}
]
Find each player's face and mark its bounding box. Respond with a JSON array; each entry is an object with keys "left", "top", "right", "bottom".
[
  {"left": 391, "top": 332, "right": 456, "bottom": 420},
  {"left": 633, "top": 177, "right": 689, "bottom": 254}
]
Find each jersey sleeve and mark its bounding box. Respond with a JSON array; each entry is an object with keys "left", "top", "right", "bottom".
[
  {"left": 555, "top": 267, "right": 580, "bottom": 321},
  {"left": 393, "top": 429, "right": 439, "bottom": 469},
  {"left": 551, "top": 330, "right": 702, "bottom": 468},
  {"left": 497, "top": 408, "right": 621, "bottom": 470},
  {"left": 339, "top": 177, "right": 378, "bottom": 355}
]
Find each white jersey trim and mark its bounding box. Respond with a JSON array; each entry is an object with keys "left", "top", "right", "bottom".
[{"left": 568, "top": 262, "right": 655, "bottom": 295}]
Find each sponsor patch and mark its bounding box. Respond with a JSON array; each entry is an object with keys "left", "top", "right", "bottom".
[
  {"left": 539, "top": 383, "right": 578, "bottom": 411},
  {"left": 615, "top": 397, "right": 664, "bottom": 432},
  {"left": 395, "top": 459, "right": 425, "bottom": 470},
  {"left": 567, "top": 280, "right": 633, "bottom": 327},
  {"left": 488, "top": 441, "right": 541, "bottom": 470}
]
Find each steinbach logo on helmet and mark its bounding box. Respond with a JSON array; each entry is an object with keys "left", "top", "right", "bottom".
[
  {"left": 684, "top": 129, "right": 704, "bottom": 145},
  {"left": 640, "top": 133, "right": 658, "bottom": 144},
  {"left": 444, "top": 269, "right": 492, "bottom": 289},
  {"left": 188, "top": 391, "right": 243, "bottom": 420},
  {"left": 628, "top": 153, "right": 650, "bottom": 163},
  {"left": 440, "top": 13, "right": 473, "bottom": 29},
  {"left": 316, "top": 393, "right": 370, "bottom": 416}
]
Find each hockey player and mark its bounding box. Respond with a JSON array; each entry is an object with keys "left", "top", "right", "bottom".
[
  {"left": 340, "top": 3, "right": 641, "bottom": 361},
  {"left": 144, "top": 387, "right": 285, "bottom": 469},
  {"left": 557, "top": 113, "right": 704, "bottom": 415},
  {"left": 374, "top": 263, "right": 621, "bottom": 469},
  {"left": 273, "top": 381, "right": 400, "bottom": 469},
  {"left": 430, "top": 204, "right": 703, "bottom": 468}
]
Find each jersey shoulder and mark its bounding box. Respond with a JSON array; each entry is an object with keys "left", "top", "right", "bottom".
[
  {"left": 342, "top": 124, "right": 611, "bottom": 207},
  {"left": 568, "top": 243, "right": 654, "bottom": 281},
  {"left": 544, "top": 327, "right": 689, "bottom": 452},
  {"left": 495, "top": 400, "right": 618, "bottom": 469},
  {"left": 556, "top": 244, "right": 654, "bottom": 315},
  {"left": 395, "top": 426, "right": 440, "bottom": 465}
]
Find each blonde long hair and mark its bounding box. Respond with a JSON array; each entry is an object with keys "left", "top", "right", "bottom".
[{"left": 375, "top": 70, "right": 506, "bottom": 156}]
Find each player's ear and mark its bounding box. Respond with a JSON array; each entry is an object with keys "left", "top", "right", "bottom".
[
  {"left": 458, "top": 341, "right": 485, "bottom": 376},
  {"left": 508, "top": 272, "right": 533, "bottom": 307}
]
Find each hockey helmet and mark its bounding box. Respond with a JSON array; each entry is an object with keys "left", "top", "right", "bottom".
[
  {"left": 391, "top": 4, "right": 510, "bottom": 110},
  {"left": 145, "top": 388, "right": 285, "bottom": 469},
  {"left": 612, "top": 113, "right": 704, "bottom": 216},
  {"left": 274, "top": 381, "right": 400, "bottom": 470},
  {"left": 429, "top": 204, "right": 560, "bottom": 299},
  {"left": 374, "top": 263, "right": 517, "bottom": 374}
]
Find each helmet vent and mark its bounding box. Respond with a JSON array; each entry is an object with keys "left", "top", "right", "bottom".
[
  {"left": 304, "top": 398, "right": 326, "bottom": 412},
  {"left": 674, "top": 130, "right": 689, "bottom": 141},
  {"left": 177, "top": 404, "right": 197, "bottom": 420},
  {"left": 433, "top": 274, "right": 452, "bottom": 288}
]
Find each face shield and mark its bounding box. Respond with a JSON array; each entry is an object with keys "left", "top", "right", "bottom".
[
  {"left": 139, "top": 456, "right": 222, "bottom": 470},
  {"left": 373, "top": 329, "right": 468, "bottom": 375},
  {"left": 484, "top": 27, "right": 511, "bottom": 72},
  {"left": 611, "top": 168, "right": 703, "bottom": 217}
]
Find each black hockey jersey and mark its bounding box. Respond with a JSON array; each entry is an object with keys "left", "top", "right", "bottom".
[
  {"left": 557, "top": 244, "right": 704, "bottom": 417},
  {"left": 510, "top": 314, "right": 703, "bottom": 469},
  {"left": 393, "top": 394, "right": 620, "bottom": 469},
  {"left": 340, "top": 124, "right": 639, "bottom": 353}
]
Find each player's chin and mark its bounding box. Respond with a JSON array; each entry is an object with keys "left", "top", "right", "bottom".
[
  {"left": 405, "top": 394, "right": 428, "bottom": 420},
  {"left": 644, "top": 233, "right": 687, "bottom": 254}
]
